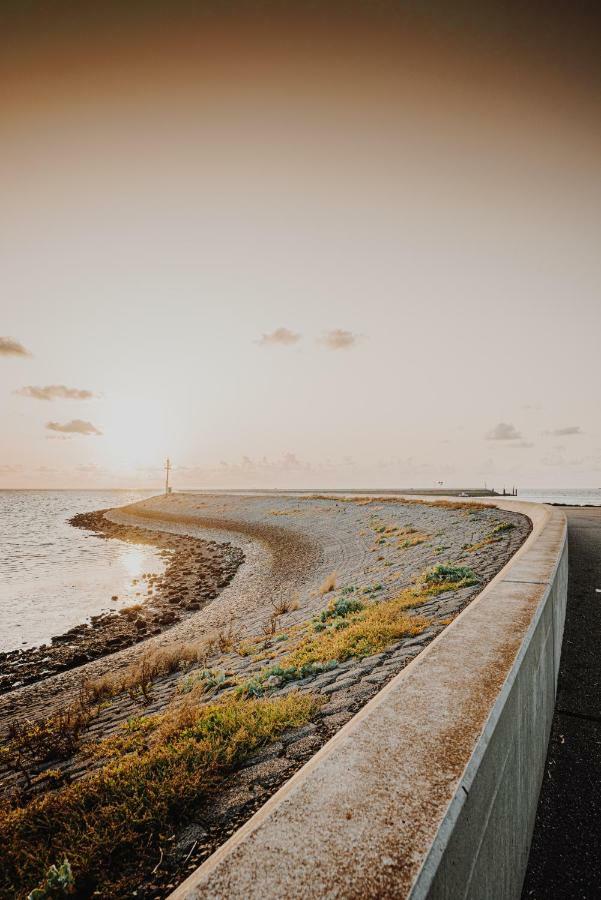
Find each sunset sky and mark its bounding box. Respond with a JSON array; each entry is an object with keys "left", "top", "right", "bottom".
[{"left": 2, "top": 3, "right": 600, "bottom": 489}]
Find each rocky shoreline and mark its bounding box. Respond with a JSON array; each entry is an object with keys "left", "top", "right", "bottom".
[{"left": 0, "top": 510, "right": 243, "bottom": 695}]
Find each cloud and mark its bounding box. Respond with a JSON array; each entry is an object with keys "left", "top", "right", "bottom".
[
  {"left": 545, "top": 426, "right": 582, "bottom": 436},
  {"left": 0, "top": 336, "right": 31, "bottom": 357},
  {"left": 16, "top": 384, "right": 97, "bottom": 401},
  {"left": 319, "top": 329, "right": 358, "bottom": 350},
  {"left": 45, "top": 419, "right": 102, "bottom": 436},
  {"left": 486, "top": 422, "right": 523, "bottom": 441},
  {"left": 257, "top": 327, "right": 301, "bottom": 346},
  {"left": 507, "top": 441, "right": 535, "bottom": 449}
]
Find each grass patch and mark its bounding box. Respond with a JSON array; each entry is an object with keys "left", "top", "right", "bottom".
[
  {"left": 397, "top": 527, "right": 430, "bottom": 549},
  {"left": 1, "top": 693, "right": 317, "bottom": 899},
  {"left": 491, "top": 521, "right": 515, "bottom": 534},
  {"left": 286, "top": 591, "right": 430, "bottom": 668},
  {"left": 464, "top": 536, "right": 499, "bottom": 553},
  {"left": 420, "top": 564, "right": 479, "bottom": 593},
  {"left": 86, "top": 637, "right": 227, "bottom": 705}
]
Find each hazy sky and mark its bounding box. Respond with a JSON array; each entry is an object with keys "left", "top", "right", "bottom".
[{"left": 2, "top": 4, "right": 600, "bottom": 489}]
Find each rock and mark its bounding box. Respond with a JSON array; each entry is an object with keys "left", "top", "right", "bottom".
[{"left": 172, "top": 823, "right": 209, "bottom": 861}]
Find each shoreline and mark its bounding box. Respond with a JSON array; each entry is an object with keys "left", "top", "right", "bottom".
[{"left": 0, "top": 509, "right": 243, "bottom": 694}]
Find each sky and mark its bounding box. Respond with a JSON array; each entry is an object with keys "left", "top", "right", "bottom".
[{"left": 1, "top": 3, "right": 601, "bottom": 490}]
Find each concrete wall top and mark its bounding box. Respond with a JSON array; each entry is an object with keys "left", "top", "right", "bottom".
[{"left": 170, "top": 499, "right": 567, "bottom": 900}]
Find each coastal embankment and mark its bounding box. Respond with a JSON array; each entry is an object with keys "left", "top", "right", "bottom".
[{"left": 0, "top": 492, "right": 530, "bottom": 899}]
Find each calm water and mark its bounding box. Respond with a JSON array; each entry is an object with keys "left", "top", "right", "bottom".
[
  {"left": 0, "top": 491, "right": 164, "bottom": 653},
  {"left": 510, "top": 488, "right": 601, "bottom": 506}
]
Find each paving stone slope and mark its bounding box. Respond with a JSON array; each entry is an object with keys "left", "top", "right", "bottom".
[{"left": 0, "top": 492, "right": 530, "bottom": 898}]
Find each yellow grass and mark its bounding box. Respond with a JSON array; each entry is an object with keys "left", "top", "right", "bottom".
[
  {"left": 1, "top": 693, "right": 317, "bottom": 899},
  {"left": 318, "top": 571, "right": 337, "bottom": 595},
  {"left": 287, "top": 589, "right": 430, "bottom": 667}
]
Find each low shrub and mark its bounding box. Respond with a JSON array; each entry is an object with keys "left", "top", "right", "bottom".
[
  {"left": 422, "top": 564, "right": 478, "bottom": 586},
  {"left": 288, "top": 593, "right": 430, "bottom": 668},
  {"left": 0, "top": 704, "right": 93, "bottom": 788},
  {"left": 1, "top": 693, "right": 317, "bottom": 899}
]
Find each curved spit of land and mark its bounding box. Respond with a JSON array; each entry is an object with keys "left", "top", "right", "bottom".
[{"left": 0, "top": 492, "right": 530, "bottom": 899}]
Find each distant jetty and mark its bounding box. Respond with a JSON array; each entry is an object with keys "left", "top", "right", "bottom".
[{"left": 201, "top": 487, "right": 514, "bottom": 498}]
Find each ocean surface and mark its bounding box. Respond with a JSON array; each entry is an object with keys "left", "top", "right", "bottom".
[
  {"left": 0, "top": 491, "right": 164, "bottom": 653},
  {"left": 508, "top": 488, "right": 601, "bottom": 506}
]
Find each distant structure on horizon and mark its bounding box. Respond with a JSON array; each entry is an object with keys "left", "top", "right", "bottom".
[{"left": 164, "top": 457, "right": 172, "bottom": 494}]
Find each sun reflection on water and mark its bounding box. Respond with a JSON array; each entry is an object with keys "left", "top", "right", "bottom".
[{"left": 120, "top": 545, "right": 149, "bottom": 580}]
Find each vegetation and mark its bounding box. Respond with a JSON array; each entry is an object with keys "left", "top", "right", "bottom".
[
  {"left": 1, "top": 693, "right": 317, "bottom": 899},
  {"left": 318, "top": 571, "right": 338, "bottom": 595},
  {"left": 286, "top": 592, "right": 430, "bottom": 668},
  {"left": 421, "top": 563, "right": 479, "bottom": 591},
  {"left": 0, "top": 701, "right": 94, "bottom": 788},
  {"left": 397, "top": 527, "right": 430, "bottom": 549},
  {"left": 27, "top": 858, "right": 74, "bottom": 899},
  {"left": 86, "top": 637, "right": 228, "bottom": 704},
  {"left": 491, "top": 521, "right": 515, "bottom": 533}
]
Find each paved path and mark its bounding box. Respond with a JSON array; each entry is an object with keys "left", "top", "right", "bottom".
[{"left": 523, "top": 507, "right": 601, "bottom": 898}]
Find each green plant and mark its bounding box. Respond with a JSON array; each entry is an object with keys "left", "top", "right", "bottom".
[
  {"left": 320, "top": 596, "right": 364, "bottom": 622},
  {"left": 422, "top": 564, "right": 478, "bottom": 585},
  {"left": 27, "top": 858, "right": 74, "bottom": 899},
  {"left": 178, "top": 669, "right": 228, "bottom": 695}
]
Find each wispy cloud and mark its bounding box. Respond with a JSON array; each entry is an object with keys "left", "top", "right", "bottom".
[
  {"left": 17, "top": 384, "right": 97, "bottom": 401},
  {"left": 45, "top": 419, "right": 102, "bottom": 436},
  {"left": 545, "top": 426, "right": 582, "bottom": 436},
  {"left": 507, "top": 441, "right": 535, "bottom": 449},
  {"left": 486, "top": 422, "right": 523, "bottom": 441},
  {"left": 0, "top": 336, "right": 31, "bottom": 357},
  {"left": 319, "top": 329, "right": 358, "bottom": 350},
  {"left": 257, "top": 327, "right": 301, "bottom": 346}
]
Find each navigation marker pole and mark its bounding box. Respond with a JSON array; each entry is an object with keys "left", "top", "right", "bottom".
[{"left": 164, "top": 457, "right": 171, "bottom": 495}]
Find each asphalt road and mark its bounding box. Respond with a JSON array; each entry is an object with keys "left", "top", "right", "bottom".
[{"left": 522, "top": 507, "right": 601, "bottom": 899}]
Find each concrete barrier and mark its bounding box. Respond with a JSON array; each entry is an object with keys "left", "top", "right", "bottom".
[{"left": 170, "top": 501, "right": 567, "bottom": 900}]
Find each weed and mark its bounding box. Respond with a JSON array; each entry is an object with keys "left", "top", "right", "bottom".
[
  {"left": 27, "top": 858, "right": 74, "bottom": 899},
  {"left": 1, "top": 694, "right": 317, "bottom": 899},
  {"left": 421, "top": 564, "right": 479, "bottom": 589},
  {"left": 0, "top": 704, "right": 93, "bottom": 787},
  {"left": 86, "top": 639, "right": 218, "bottom": 705},
  {"left": 177, "top": 669, "right": 228, "bottom": 696},
  {"left": 318, "top": 571, "right": 337, "bottom": 595},
  {"left": 492, "top": 522, "right": 515, "bottom": 534}
]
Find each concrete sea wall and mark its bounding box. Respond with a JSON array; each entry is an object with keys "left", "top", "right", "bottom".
[{"left": 170, "top": 500, "right": 567, "bottom": 900}]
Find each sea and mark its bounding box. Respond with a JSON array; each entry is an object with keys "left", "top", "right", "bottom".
[
  {"left": 1, "top": 487, "right": 599, "bottom": 655},
  {"left": 504, "top": 488, "right": 601, "bottom": 506},
  {"left": 0, "top": 490, "right": 164, "bottom": 653}
]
